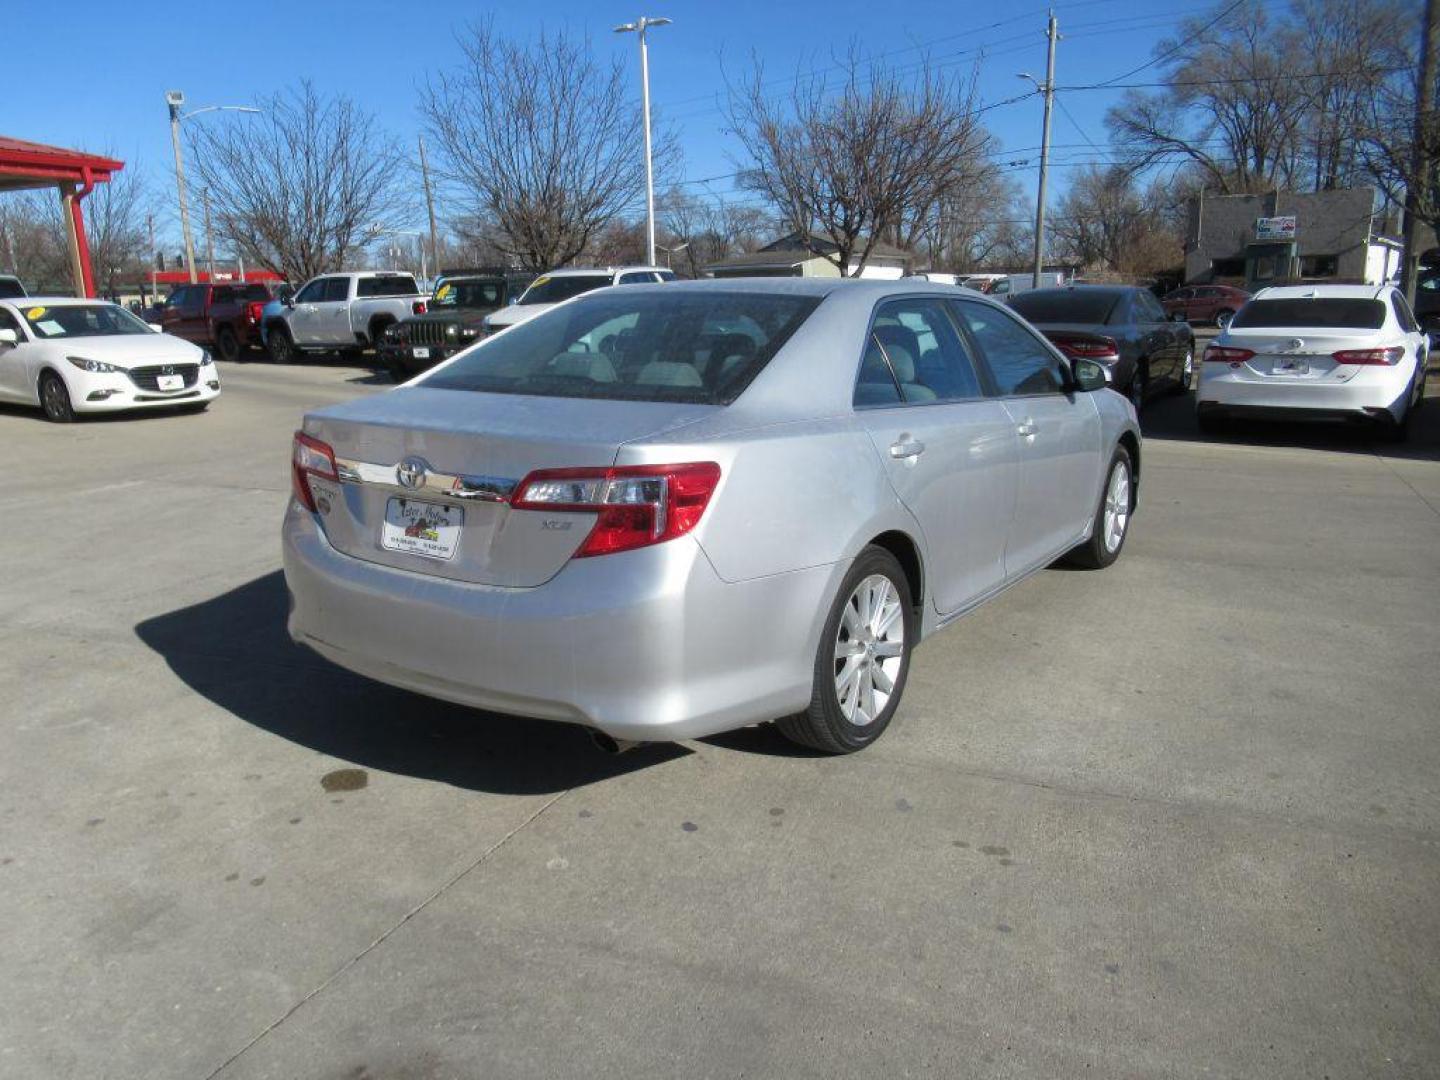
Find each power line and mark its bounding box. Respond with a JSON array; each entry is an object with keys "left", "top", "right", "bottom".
[{"left": 1087, "top": 0, "right": 1247, "bottom": 88}]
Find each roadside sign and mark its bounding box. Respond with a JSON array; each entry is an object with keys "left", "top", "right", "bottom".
[{"left": 1256, "top": 216, "right": 1297, "bottom": 241}]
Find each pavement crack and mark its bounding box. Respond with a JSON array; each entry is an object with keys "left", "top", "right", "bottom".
[
  {"left": 1371, "top": 452, "right": 1440, "bottom": 520},
  {"left": 204, "top": 788, "right": 570, "bottom": 1079}
]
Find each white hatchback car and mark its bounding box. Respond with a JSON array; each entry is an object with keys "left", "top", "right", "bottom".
[
  {"left": 0, "top": 297, "right": 220, "bottom": 422},
  {"left": 1197, "top": 284, "right": 1429, "bottom": 439}
]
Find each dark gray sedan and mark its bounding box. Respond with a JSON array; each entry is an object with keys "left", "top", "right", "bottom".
[{"left": 1008, "top": 286, "right": 1195, "bottom": 411}]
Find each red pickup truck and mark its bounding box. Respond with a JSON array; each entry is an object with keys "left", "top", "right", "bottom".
[{"left": 158, "top": 282, "right": 288, "bottom": 361}]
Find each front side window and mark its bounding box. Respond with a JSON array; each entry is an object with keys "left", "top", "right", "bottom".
[
  {"left": 20, "top": 303, "right": 153, "bottom": 339},
  {"left": 0, "top": 307, "right": 23, "bottom": 338},
  {"left": 294, "top": 279, "right": 328, "bottom": 304},
  {"left": 422, "top": 290, "right": 819, "bottom": 405},
  {"left": 323, "top": 278, "right": 352, "bottom": 302},
  {"left": 952, "top": 300, "right": 1067, "bottom": 397},
  {"left": 864, "top": 298, "right": 984, "bottom": 404}
]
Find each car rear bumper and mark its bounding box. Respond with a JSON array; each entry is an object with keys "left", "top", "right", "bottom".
[
  {"left": 1197, "top": 365, "right": 1411, "bottom": 423},
  {"left": 282, "top": 502, "right": 839, "bottom": 741}
]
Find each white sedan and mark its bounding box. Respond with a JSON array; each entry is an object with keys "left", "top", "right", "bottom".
[
  {"left": 0, "top": 297, "right": 220, "bottom": 422},
  {"left": 1197, "top": 284, "right": 1428, "bottom": 440}
]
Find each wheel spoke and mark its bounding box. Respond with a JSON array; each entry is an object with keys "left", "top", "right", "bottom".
[
  {"left": 875, "top": 597, "right": 902, "bottom": 637},
  {"left": 867, "top": 579, "right": 890, "bottom": 632},
  {"left": 871, "top": 662, "right": 895, "bottom": 694},
  {"left": 873, "top": 640, "right": 903, "bottom": 659},
  {"left": 841, "top": 601, "right": 863, "bottom": 637}
]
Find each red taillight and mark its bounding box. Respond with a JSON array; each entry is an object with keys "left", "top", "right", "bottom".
[
  {"left": 1332, "top": 347, "right": 1403, "bottom": 366},
  {"left": 246, "top": 301, "right": 264, "bottom": 325},
  {"left": 1203, "top": 345, "right": 1255, "bottom": 366},
  {"left": 1049, "top": 334, "right": 1119, "bottom": 360},
  {"left": 511, "top": 462, "right": 722, "bottom": 557},
  {"left": 412, "top": 300, "right": 427, "bottom": 315},
  {"left": 291, "top": 431, "right": 337, "bottom": 512}
]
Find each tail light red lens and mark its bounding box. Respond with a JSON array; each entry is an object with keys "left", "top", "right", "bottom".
[
  {"left": 412, "top": 300, "right": 427, "bottom": 315},
  {"left": 1203, "top": 345, "right": 1255, "bottom": 365},
  {"left": 246, "top": 301, "right": 264, "bottom": 325},
  {"left": 511, "top": 463, "right": 722, "bottom": 557},
  {"left": 1049, "top": 334, "right": 1119, "bottom": 361},
  {"left": 292, "top": 431, "right": 338, "bottom": 512},
  {"left": 1332, "top": 346, "right": 1403, "bottom": 366}
]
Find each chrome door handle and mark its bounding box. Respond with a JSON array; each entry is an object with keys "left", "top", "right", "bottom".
[
  {"left": 1016, "top": 419, "right": 1038, "bottom": 437},
  {"left": 890, "top": 437, "right": 925, "bottom": 459}
]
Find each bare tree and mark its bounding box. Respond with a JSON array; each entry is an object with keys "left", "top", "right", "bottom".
[
  {"left": 186, "top": 81, "right": 407, "bottom": 285},
  {"left": 420, "top": 22, "right": 674, "bottom": 273},
  {"left": 911, "top": 167, "right": 1028, "bottom": 272},
  {"left": 661, "top": 189, "right": 772, "bottom": 277},
  {"left": 728, "top": 49, "right": 993, "bottom": 276},
  {"left": 1049, "top": 166, "right": 1184, "bottom": 278}
]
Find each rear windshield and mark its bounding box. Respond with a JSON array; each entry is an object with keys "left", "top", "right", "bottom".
[
  {"left": 356, "top": 275, "right": 419, "bottom": 297},
  {"left": 1008, "top": 290, "right": 1120, "bottom": 325},
  {"left": 421, "top": 291, "right": 821, "bottom": 405},
  {"left": 519, "top": 274, "right": 611, "bottom": 305},
  {"left": 1231, "top": 298, "right": 1386, "bottom": 330}
]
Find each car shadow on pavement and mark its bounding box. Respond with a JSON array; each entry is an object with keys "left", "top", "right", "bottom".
[
  {"left": 134, "top": 571, "right": 689, "bottom": 795},
  {"left": 1140, "top": 381, "right": 1440, "bottom": 462}
]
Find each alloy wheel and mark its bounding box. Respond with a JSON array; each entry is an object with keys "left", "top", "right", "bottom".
[
  {"left": 1103, "top": 461, "right": 1131, "bottom": 553},
  {"left": 41, "top": 374, "right": 71, "bottom": 421},
  {"left": 833, "top": 573, "right": 905, "bottom": 727},
  {"left": 1180, "top": 348, "right": 1194, "bottom": 391}
]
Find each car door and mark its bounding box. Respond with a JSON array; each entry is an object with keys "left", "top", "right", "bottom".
[
  {"left": 0, "top": 306, "right": 30, "bottom": 402},
  {"left": 1163, "top": 288, "right": 1192, "bottom": 321},
  {"left": 286, "top": 279, "right": 329, "bottom": 345},
  {"left": 320, "top": 277, "right": 354, "bottom": 344},
  {"left": 951, "top": 298, "right": 1102, "bottom": 577},
  {"left": 1134, "top": 289, "right": 1179, "bottom": 383},
  {"left": 853, "top": 297, "right": 1019, "bottom": 614},
  {"left": 162, "top": 286, "right": 198, "bottom": 340}
]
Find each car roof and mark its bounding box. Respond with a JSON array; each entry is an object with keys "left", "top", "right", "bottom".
[
  {"left": 604, "top": 276, "right": 1016, "bottom": 305},
  {"left": 537, "top": 266, "right": 669, "bottom": 278},
  {"left": 1013, "top": 284, "right": 1136, "bottom": 299},
  {"left": 1, "top": 296, "right": 107, "bottom": 307},
  {"left": 1253, "top": 284, "right": 1388, "bottom": 300}
]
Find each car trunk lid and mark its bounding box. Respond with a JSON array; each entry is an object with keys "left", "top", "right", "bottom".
[
  {"left": 302, "top": 388, "right": 716, "bottom": 587},
  {"left": 1213, "top": 327, "right": 1388, "bottom": 382}
]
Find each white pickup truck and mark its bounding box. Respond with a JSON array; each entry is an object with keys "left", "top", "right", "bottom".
[{"left": 263, "top": 271, "right": 426, "bottom": 362}]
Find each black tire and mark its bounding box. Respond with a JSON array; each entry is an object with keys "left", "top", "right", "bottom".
[
  {"left": 1066, "top": 445, "right": 1134, "bottom": 570},
  {"left": 1127, "top": 361, "right": 1148, "bottom": 413},
  {"left": 777, "top": 545, "right": 917, "bottom": 754},
  {"left": 38, "top": 370, "right": 76, "bottom": 423},
  {"left": 214, "top": 326, "right": 241, "bottom": 363},
  {"left": 368, "top": 320, "right": 393, "bottom": 352},
  {"left": 1214, "top": 309, "right": 1234, "bottom": 329},
  {"left": 267, "top": 326, "right": 297, "bottom": 364}
]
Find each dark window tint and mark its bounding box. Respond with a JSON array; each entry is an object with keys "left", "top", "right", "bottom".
[
  {"left": 1231, "top": 298, "right": 1386, "bottom": 330},
  {"left": 357, "top": 275, "right": 418, "bottom": 297},
  {"left": 656, "top": 270, "right": 678, "bottom": 282},
  {"left": 1135, "top": 290, "right": 1167, "bottom": 322},
  {"left": 952, "top": 301, "right": 1067, "bottom": 397},
  {"left": 0, "top": 277, "right": 27, "bottom": 298},
  {"left": 211, "top": 286, "right": 236, "bottom": 303},
  {"left": 617, "top": 271, "right": 656, "bottom": 285},
  {"left": 423, "top": 290, "right": 819, "bottom": 405},
  {"left": 294, "top": 279, "right": 327, "bottom": 303},
  {"left": 1008, "top": 290, "right": 1121, "bottom": 325},
  {"left": 870, "top": 298, "right": 983, "bottom": 403},
  {"left": 1418, "top": 272, "right": 1440, "bottom": 292},
  {"left": 432, "top": 279, "right": 504, "bottom": 309},
  {"left": 854, "top": 333, "right": 902, "bottom": 406},
  {"left": 322, "top": 278, "right": 351, "bottom": 302},
  {"left": 0, "top": 308, "right": 22, "bottom": 335},
  {"left": 519, "top": 274, "right": 612, "bottom": 305},
  {"left": 241, "top": 284, "right": 273, "bottom": 301}
]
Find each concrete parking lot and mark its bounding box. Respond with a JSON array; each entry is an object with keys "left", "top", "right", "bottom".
[{"left": 3, "top": 355, "right": 1439, "bottom": 1079}]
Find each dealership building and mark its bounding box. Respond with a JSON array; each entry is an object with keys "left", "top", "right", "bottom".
[{"left": 1183, "top": 187, "right": 1407, "bottom": 291}]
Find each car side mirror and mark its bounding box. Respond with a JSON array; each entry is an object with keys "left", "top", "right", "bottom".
[
  {"left": 280, "top": 289, "right": 295, "bottom": 306},
  {"left": 1071, "top": 357, "right": 1109, "bottom": 392},
  {"left": 0, "top": 329, "right": 17, "bottom": 346}
]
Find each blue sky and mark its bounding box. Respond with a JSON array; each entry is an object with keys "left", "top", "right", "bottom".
[{"left": 9, "top": 0, "right": 1204, "bottom": 244}]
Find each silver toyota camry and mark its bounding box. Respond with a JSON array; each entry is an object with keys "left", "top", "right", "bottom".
[{"left": 283, "top": 279, "right": 1140, "bottom": 753}]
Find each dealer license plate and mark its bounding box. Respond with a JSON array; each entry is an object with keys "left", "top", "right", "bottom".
[
  {"left": 157, "top": 374, "right": 185, "bottom": 391},
  {"left": 412, "top": 347, "right": 430, "bottom": 359},
  {"left": 1272, "top": 357, "right": 1309, "bottom": 375},
  {"left": 381, "top": 497, "right": 462, "bottom": 561}
]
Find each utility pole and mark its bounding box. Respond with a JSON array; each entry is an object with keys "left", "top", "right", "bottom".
[
  {"left": 166, "top": 90, "right": 199, "bottom": 284},
  {"left": 1027, "top": 13, "right": 1058, "bottom": 287},
  {"left": 418, "top": 135, "right": 441, "bottom": 281},
  {"left": 147, "top": 213, "right": 157, "bottom": 303},
  {"left": 203, "top": 189, "right": 216, "bottom": 282},
  {"left": 1401, "top": 0, "right": 1438, "bottom": 306}
]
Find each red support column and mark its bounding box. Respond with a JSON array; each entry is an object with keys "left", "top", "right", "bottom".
[{"left": 69, "top": 191, "right": 96, "bottom": 298}]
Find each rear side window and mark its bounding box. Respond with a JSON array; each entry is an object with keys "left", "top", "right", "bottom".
[
  {"left": 0, "top": 307, "right": 23, "bottom": 336},
  {"left": 952, "top": 301, "right": 1067, "bottom": 397},
  {"left": 211, "top": 286, "right": 236, "bottom": 303},
  {"left": 1231, "top": 298, "right": 1386, "bottom": 330},
  {"left": 357, "top": 275, "right": 418, "bottom": 297},
  {"left": 1391, "top": 293, "right": 1418, "bottom": 332},
  {"left": 1009, "top": 290, "right": 1121, "bottom": 325},
  {"left": 423, "top": 290, "right": 820, "bottom": 405},
  {"left": 0, "top": 277, "right": 27, "bottom": 298},
  {"left": 862, "top": 298, "right": 984, "bottom": 405}
]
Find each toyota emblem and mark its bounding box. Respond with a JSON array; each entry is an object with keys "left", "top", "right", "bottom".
[
  {"left": 396, "top": 456, "right": 428, "bottom": 490},
  {"left": 1288, "top": 338, "right": 1304, "bottom": 350}
]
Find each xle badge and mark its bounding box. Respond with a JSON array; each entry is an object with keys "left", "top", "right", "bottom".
[{"left": 541, "top": 520, "right": 573, "bottom": 531}]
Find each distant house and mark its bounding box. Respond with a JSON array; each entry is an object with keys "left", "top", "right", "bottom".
[
  {"left": 1183, "top": 188, "right": 1407, "bottom": 291},
  {"left": 705, "top": 231, "right": 914, "bottom": 279}
]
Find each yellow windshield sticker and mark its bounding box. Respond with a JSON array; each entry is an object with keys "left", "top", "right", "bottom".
[
  {"left": 25, "top": 306, "right": 46, "bottom": 320},
  {"left": 435, "top": 283, "right": 452, "bottom": 300}
]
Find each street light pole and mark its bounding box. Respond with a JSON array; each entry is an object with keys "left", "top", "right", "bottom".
[
  {"left": 1020, "top": 13, "right": 1059, "bottom": 288},
  {"left": 203, "top": 189, "right": 216, "bottom": 281},
  {"left": 166, "top": 91, "right": 198, "bottom": 284},
  {"left": 615, "top": 16, "right": 671, "bottom": 268}
]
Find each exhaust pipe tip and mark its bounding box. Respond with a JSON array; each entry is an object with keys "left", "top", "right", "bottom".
[{"left": 588, "top": 729, "right": 645, "bottom": 755}]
